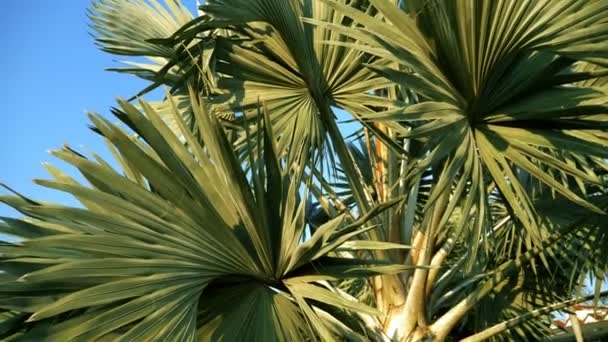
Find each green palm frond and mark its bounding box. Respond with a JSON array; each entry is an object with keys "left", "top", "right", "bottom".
[
  {"left": 90, "top": 0, "right": 193, "bottom": 57},
  {"left": 315, "top": 0, "right": 608, "bottom": 251},
  {"left": 146, "top": 0, "right": 397, "bottom": 192},
  {"left": 0, "top": 93, "right": 413, "bottom": 341},
  {"left": 90, "top": 0, "right": 216, "bottom": 107},
  {"left": 430, "top": 190, "right": 608, "bottom": 341},
  {"left": 91, "top": 1, "right": 399, "bottom": 211},
  {"left": 5, "top": 1, "right": 608, "bottom": 340}
]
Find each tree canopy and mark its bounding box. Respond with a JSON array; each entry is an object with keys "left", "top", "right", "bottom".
[{"left": 1, "top": 0, "right": 608, "bottom": 341}]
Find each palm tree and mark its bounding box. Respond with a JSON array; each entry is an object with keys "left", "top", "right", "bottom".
[{"left": 1, "top": 0, "right": 608, "bottom": 340}]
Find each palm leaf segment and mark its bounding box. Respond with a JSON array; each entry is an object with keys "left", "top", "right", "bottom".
[
  {"left": 89, "top": 0, "right": 197, "bottom": 84},
  {"left": 95, "top": 0, "right": 393, "bottom": 165},
  {"left": 0, "top": 93, "right": 410, "bottom": 341},
  {"left": 208, "top": 0, "right": 397, "bottom": 161},
  {"left": 431, "top": 191, "right": 608, "bottom": 341},
  {"left": 90, "top": 0, "right": 193, "bottom": 57},
  {"left": 89, "top": 0, "right": 204, "bottom": 136},
  {"left": 320, "top": 0, "right": 608, "bottom": 248}
]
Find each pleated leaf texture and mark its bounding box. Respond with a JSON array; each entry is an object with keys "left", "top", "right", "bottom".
[{"left": 0, "top": 93, "right": 411, "bottom": 341}]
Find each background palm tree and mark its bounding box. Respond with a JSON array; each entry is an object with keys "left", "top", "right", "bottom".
[{"left": 1, "top": 0, "right": 608, "bottom": 341}]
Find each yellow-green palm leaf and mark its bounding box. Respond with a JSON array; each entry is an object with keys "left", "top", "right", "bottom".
[
  {"left": 316, "top": 0, "right": 608, "bottom": 250},
  {"left": 0, "top": 93, "right": 412, "bottom": 341}
]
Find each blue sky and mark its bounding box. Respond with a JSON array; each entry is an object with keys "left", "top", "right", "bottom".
[{"left": 0, "top": 1, "right": 196, "bottom": 217}]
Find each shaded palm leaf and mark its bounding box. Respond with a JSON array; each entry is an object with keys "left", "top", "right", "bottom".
[
  {"left": 430, "top": 190, "right": 608, "bottom": 341},
  {"left": 147, "top": 0, "right": 399, "bottom": 206},
  {"left": 0, "top": 93, "right": 413, "bottom": 341}
]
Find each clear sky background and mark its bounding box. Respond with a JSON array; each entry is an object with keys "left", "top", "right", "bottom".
[{"left": 0, "top": 1, "right": 197, "bottom": 217}]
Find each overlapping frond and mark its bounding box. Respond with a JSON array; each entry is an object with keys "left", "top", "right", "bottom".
[
  {"left": 7, "top": 1, "right": 608, "bottom": 340},
  {"left": 143, "top": 0, "right": 396, "bottom": 174},
  {"left": 429, "top": 190, "right": 608, "bottom": 341},
  {"left": 316, "top": 0, "right": 608, "bottom": 251},
  {"left": 0, "top": 93, "right": 412, "bottom": 341}
]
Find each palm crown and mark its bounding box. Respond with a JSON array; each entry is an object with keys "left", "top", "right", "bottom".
[{"left": 1, "top": 0, "right": 608, "bottom": 341}]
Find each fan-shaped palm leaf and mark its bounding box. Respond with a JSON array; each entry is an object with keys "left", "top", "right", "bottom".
[
  {"left": 315, "top": 0, "right": 608, "bottom": 250},
  {"left": 0, "top": 93, "right": 414, "bottom": 341}
]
